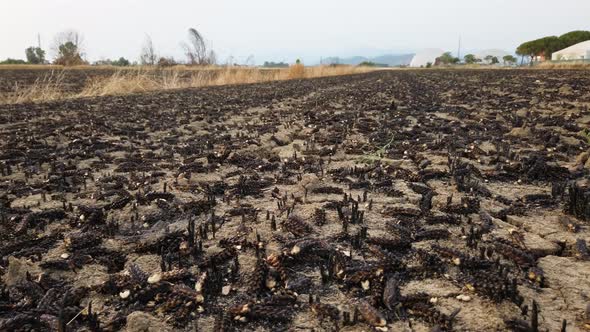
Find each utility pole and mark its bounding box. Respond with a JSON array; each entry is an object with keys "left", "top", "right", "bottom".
[{"left": 37, "top": 33, "right": 41, "bottom": 49}]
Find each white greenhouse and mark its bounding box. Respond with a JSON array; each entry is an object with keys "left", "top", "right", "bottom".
[
  {"left": 551, "top": 40, "right": 590, "bottom": 61},
  {"left": 410, "top": 49, "right": 444, "bottom": 67}
]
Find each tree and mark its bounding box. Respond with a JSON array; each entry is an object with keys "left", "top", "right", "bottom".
[
  {"left": 181, "top": 28, "right": 215, "bottom": 65},
  {"left": 516, "top": 41, "right": 533, "bottom": 59},
  {"left": 55, "top": 41, "right": 85, "bottom": 65},
  {"left": 113, "top": 57, "right": 130, "bottom": 66},
  {"left": 503, "top": 55, "right": 517, "bottom": 65},
  {"left": 436, "top": 52, "right": 459, "bottom": 65},
  {"left": 157, "top": 57, "right": 177, "bottom": 67},
  {"left": 262, "top": 61, "right": 288, "bottom": 68},
  {"left": 558, "top": 30, "right": 590, "bottom": 49},
  {"left": 482, "top": 55, "right": 499, "bottom": 65},
  {"left": 539, "top": 36, "right": 561, "bottom": 58},
  {"left": 96, "top": 57, "right": 130, "bottom": 66},
  {"left": 515, "top": 31, "right": 590, "bottom": 63},
  {"left": 25, "top": 47, "right": 46, "bottom": 64},
  {"left": 52, "top": 30, "right": 86, "bottom": 66},
  {"left": 140, "top": 35, "right": 157, "bottom": 65},
  {"left": 464, "top": 54, "right": 479, "bottom": 64}
]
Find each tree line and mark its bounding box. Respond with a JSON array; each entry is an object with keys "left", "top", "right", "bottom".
[
  {"left": 515, "top": 30, "right": 590, "bottom": 61},
  {"left": 0, "top": 28, "right": 217, "bottom": 67},
  {"left": 429, "top": 30, "right": 590, "bottom": 67},
  {"left": 428, "top": 52, "right": 517, "bottom": 67}
]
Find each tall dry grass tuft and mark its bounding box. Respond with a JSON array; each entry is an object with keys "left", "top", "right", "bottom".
[
  {"left": 288, "top": 63, "right": 306, "bottom": 79},
  {"left": 79, "top": 70, "right": 157, "bottom": 97},
  {"left": 0, "top": 65, "right": 376, "bottom": 104},
  {"left": 79, "top": 70, "right": 189, "bottom": 97},
  {"left": 303, "top": 65, "right": 374, "bottom": 78},
  {"left": 161, "top": 70, "right": 183, "bottom": 89},
  {"left": 209, "top": 67, "right": 273, "bottom": 86},
  {"left": 3, "top": 71, "right": 67, "bottom": 104}
]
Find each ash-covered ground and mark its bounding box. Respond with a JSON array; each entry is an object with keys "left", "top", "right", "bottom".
[{"left": 1, "top": 70, "right": 590, "bottom": 331}]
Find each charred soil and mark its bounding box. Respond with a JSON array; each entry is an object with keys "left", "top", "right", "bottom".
[{"left": 1, "top": 70, "right": 590, "bottom": 331}]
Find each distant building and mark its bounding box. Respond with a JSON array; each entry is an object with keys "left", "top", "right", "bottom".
[
  {"left": 551, "top": 40, "right": 590, "bottom": 61},
  {"left": 410, "top": 49, "right": 444, "bottom": 67},
  {"left": 533, "top": 53, "right": 547, "bottom": 62}
]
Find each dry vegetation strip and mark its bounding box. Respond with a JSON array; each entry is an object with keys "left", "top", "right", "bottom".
[
  {"left": 0, "top": 65, "right": 375, "bottom": 104},
  {"left": 534, "top": 61, "right": 590, "bottom": 69},
  {"left": 3, "top": 63, "right": 588, "bottom": 105}
]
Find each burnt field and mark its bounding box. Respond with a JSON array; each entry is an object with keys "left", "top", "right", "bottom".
[
  {"left": 0, "top": 67, "right": 287, "bottom": 104},
  {"left": 0, "top": 69, "right": 117, "bottom": 94},
  {"left": 1, "top": 69, "right": 590, "bottom": 331}
]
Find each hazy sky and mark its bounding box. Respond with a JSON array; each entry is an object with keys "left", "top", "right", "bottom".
[{"left": 1, "top": 0, "right": 589, "bottom": 64}]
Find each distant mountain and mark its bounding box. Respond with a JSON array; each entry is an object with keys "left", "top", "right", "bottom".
[
  {"left": 371, "top": 54, "right": 415, "bottom": 66},
  {"left": 321, "top": 53, "right": 414, "bottom": 66}
]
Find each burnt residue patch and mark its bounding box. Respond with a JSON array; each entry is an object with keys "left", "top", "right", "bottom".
[{"left": 1, "top": 70, "right": 590, "bottom": 331}]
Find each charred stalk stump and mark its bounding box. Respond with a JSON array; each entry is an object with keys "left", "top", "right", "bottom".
[{"left": 1, "top": 69, "right": 589, "bottom": 331}]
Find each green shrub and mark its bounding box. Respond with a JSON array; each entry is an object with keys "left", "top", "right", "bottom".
[
  {"left": 0, "top": 58, "right": 27, "bottom": 65},
  {"left": 358, "top": 61, "right": 376, "bottom": 67}
]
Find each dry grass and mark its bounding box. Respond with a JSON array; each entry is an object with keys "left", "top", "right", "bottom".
[
  {"left": 534, "top": 61, "right": 590, "bottom": 69},
  {"left": 78, "top": 70, "right": 159, "bottom": 97},
  {"left": 1, "top": 65, "right": 374, "bottom": 104},
  {"left": 288, "top": 63, "right": 306, "bottom": 79},
  {"left": 0, "top": 71, "right": 67, "bottom": 104}
]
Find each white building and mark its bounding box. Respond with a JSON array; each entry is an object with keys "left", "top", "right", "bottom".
[
  {"left": 410, "top": 49, "right": 444, "bottom": 67},
  {"left": 551, "top": 40, "right": 590, "bottom": 61}
]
